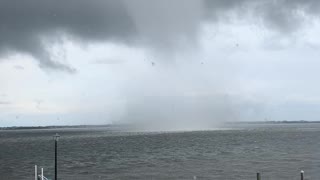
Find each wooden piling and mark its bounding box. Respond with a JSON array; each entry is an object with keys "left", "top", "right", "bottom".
[
  {"left": 301, "top": 170, "right": 304, "bottom": 180},
  {"left": 257, "top": 173, "right": 261, "bottom": 180}
]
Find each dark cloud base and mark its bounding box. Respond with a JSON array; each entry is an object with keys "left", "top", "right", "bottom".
[{"left": 0, "top": 0, "right": 319, "bottom": 72}]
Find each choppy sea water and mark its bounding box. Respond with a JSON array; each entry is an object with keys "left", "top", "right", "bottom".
[{"left": 1, "top": 123, "right": 320, "bottom": 180}]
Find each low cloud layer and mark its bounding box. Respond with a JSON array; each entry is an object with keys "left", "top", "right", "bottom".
[{"left": 1, "top": 0, "right": 320, "bottom": 72}]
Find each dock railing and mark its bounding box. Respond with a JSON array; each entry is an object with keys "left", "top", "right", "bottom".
[
  {"left": 256, "top": 170, "right": 305, "bottom": 180},
  {"left": 35, "top": 165, "right": 51, "bottom": 180},
  {"left": 34, "top": 164, "right": 306, "bottom": 179}
]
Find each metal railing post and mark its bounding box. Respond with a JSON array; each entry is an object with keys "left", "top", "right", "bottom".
[
  {"left": 53, "top": 133, "right": 60, "bottom": 180},
  {"left": 35, "top": 165, "right": 37, "bottom": 180},
  {"left": 41, "top": 168, "right": 44, "bottom": 180},
  {"left": 55, "top": 140, "right": 57, "bottom": 180}
]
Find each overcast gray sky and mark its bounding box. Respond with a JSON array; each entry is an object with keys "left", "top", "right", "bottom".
[{"left": 1, "top": 0, "right": 320, "bottom": 128}]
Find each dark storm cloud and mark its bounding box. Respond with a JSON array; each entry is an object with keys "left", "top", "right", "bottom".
[
  {"left": 1, "top": 0, "right": 320, "bottom": 72},
  {"left": 204, "top": 0, "right": 320, "bottom": 33},
  {"left": 0, "top": 0, "right": 136, "bottom": 72}
]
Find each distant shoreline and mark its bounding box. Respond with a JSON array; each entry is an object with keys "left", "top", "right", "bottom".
[
  {"left": 231, "top": 120, "right": 320, "bottom": 124},
  {"left": 0, "top": 124, "right": 114, "bottom": 131},
  {"left": 1, "top": 120, "right": 320, "bottom": 130}
]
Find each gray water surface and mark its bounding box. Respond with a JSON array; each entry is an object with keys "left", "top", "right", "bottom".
[{"left": 1, "top": 123, "right": 320, "bottom": 180}]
